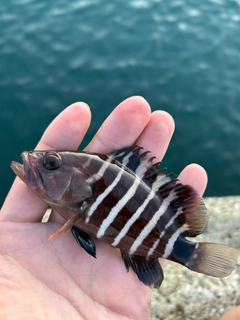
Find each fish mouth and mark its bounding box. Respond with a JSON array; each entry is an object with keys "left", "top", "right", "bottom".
[
  {"left": 11, "top": 161, "right": 25, "bottom": 182},
  {"left": 11, "top": 152, "right": 38, "bottom": 189},
  {"left": 10, "top": 152, "right": 28, "bottom": 183}
]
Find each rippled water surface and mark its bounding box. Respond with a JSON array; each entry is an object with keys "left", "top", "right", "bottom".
[{"left": 1, "top": 0, "right": 240, "bottom": 205}]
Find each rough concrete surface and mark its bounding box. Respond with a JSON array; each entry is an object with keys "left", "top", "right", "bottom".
[{"left": 151, "top": 196, "right": 240, "bottom": 320}]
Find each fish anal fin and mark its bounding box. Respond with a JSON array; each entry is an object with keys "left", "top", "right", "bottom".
[
  {"left": 186, "top": 242, "right": 238, "bottom": 278},
  {"left": 71, "top": 226, "right": 96, "bottom": 258},
  {"left": 121, "top": 251, "right": 164, "bottom": 288}
]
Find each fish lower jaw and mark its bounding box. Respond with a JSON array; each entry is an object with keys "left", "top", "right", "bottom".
[{"left": 10, "top": 161, "right": 26, "bottom": 183}]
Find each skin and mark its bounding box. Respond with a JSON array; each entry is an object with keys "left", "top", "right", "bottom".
[
  {"left": 219, "top": 307, "right": 240, "bottom": 320},
  {"left": 0, "top": 96, "right": 210, "bottom": 320}
]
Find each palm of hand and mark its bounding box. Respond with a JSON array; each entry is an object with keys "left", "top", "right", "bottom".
[
  {"left": 0, "top": 220, "right": 151, "bottom": 319},
  {"left": 0, "top": 97, "right": 207, "bottom": 320}
]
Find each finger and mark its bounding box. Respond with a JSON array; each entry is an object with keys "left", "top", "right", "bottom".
[
  {"left": 135, "top": 110, "right": 175, "bottom": 162},
  {"left": 1, "top": 102, "right": 91, "bottom": 223},
  {"left": 219, "top": 307, "right": 240, "bottom": 320},
  {"left": 36, "top": 102, "right": 91, "bottom": 150},
  {"left": 134, "top": 112, "right": 207, "bottom": 196},
  {"left": 178, "top": 164, "right": 208, "bottom": 197},
  {"left": 85, "top": 96, "right": 151, "bottom": 153}
]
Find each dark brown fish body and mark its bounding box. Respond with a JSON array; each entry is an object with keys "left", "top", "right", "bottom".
[{"left": 11, "top": 146, "right": 238, "bottom": 287}]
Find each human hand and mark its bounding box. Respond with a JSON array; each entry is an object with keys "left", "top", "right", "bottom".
[{"left": 0, "top": 96, "right": 207, "bottom": 320}]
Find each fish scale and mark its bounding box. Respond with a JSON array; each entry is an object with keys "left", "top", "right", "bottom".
[{"left": 10, "top": 146, "right": 239, "bottom": 288}]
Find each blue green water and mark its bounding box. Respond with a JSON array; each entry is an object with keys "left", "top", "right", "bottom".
[{"left": 1, "top": 0, "right": 240, "bottom": 206}]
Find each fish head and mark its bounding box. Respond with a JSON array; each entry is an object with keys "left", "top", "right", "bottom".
[{"left": 11, "top": 150, "right": 93, "bottom": 206}]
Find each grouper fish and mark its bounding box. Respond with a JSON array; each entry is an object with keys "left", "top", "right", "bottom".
[{"left": 11, "top": 146, "right": 238, "bottom": 288}]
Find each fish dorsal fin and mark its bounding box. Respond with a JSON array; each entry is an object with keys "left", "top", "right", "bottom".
[
  {"left": 109, "top": 146, "right": 208, "bottom": 237},
  {"left": 156, "top": 180, "right": 208, "bottom": 237},
  {"left": 109, "top": 146, "right": 172, "bottom": 183},
  {"left": 108, "top": 146, "right": 153, "bottom": 178},
  {"left": 143, "top": 156, "right": 208, "bottom": 237}
]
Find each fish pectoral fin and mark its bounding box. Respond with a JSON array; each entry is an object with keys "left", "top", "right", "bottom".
[
  {"left": 121, "top": 251, "right": 164, "bottom": 288},
  {"left": 71, "top": 226, "right": 96, "bottom": 258}
]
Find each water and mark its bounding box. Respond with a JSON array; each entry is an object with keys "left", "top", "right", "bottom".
[{"left": 1, "top": 0, "right": 240, "bottom": 206}]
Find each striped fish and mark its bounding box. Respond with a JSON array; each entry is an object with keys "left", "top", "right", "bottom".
[{"left": 11, "top": 146, "right": 238, "bottom": 288}]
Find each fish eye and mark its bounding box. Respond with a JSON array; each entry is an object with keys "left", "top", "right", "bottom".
[{"left": 43, "top": 152, "right": 62, "bottom": 170}]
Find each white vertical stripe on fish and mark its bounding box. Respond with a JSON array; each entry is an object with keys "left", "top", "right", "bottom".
[
  {"left": 162, "top": 224, "right": 187, "bottom": 259},
  {"left": 109, "top": 150, "right": 133, "bottom": 167},
  {"left": 146, "top": 207, "right": 183, "bottom": 258},
  {"left": 85, "top": 152, "right": 132, "bottom": 223},
  {"left": 120, "top": 150, "right": 133, "bottom": 166},
  {"left": 97, "top": 177, "right": 142, "bottom": 238},
  {"left": 146, "top": 239, "right": 160, "bottom": 258},
  {"left": 163, "top": 207, "right": 183, "bottom": 231},
  {"left": 111, "top": 188, "right": 155, "bottom": 246},
  {"left": 86, "top": 157, "right": 112, "bottom": 184},
  {"left": 129, "top": 190, "right": 177, "bottom": 255},
  {"left": 135, "top": 158, "right": 151, "bottom": 178},
  {"left": 111, "top": 173, "right": 171, "bottom": 247},
  {"left": 185, "top": 243, "right": 199, "bottom": 268},
  {"left": 85, "top": 166, "right": 125, "bottom": 223},
  {"left": 152, "top": 173, "right": 171, "bottom": 190},
  {"left": 83, "top": 157, "right": 92, "bottom": 169}
]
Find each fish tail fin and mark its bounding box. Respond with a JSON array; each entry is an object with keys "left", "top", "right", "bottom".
[{"left": 186, "top": 242, "right": 238, "bottom": 278}]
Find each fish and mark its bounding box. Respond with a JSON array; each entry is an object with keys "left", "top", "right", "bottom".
[{"left": 10, "top": 146, "right": 238, "bottom": 288}]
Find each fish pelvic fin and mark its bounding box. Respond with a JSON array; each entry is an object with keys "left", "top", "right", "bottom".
[
  {"left": 186, "top": 242, "right": 239, "bottom": 278},
  {"left": 121, "top": 251, "right": 164, "bottom": 288},
  {"left": 71, "top": 226, "right": 96, "bottom": 258}
]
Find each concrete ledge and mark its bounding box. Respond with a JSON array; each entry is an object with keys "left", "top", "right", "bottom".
[{"left": 151, "top": 196, "right": 240, "bottom": 320}]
